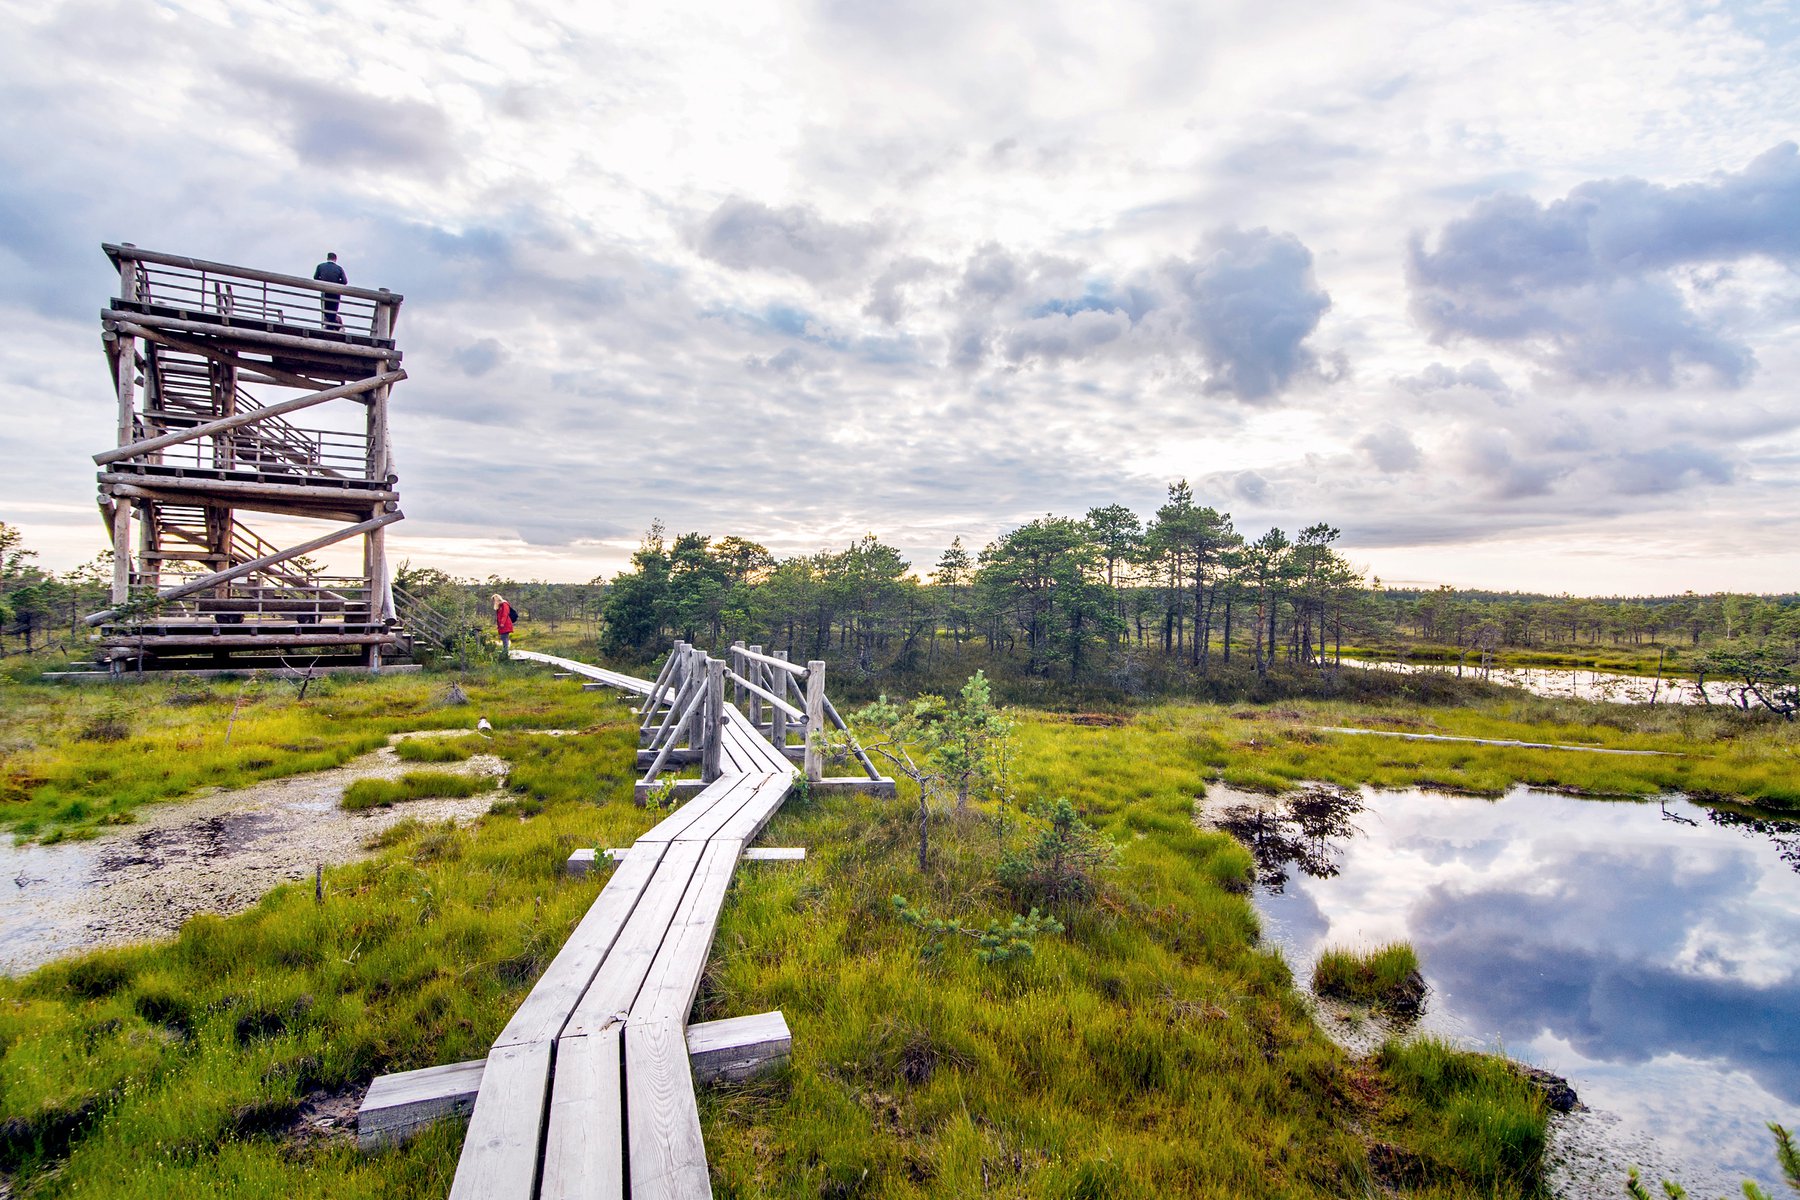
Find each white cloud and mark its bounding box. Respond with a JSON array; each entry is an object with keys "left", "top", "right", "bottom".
[{"left": 1, "top": 0, "right": 1798, "bottom": 594}]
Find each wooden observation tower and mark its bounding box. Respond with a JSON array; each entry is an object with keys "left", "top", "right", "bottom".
[{"left": 86, "top": 244, "right": 411, "bottom": 673}]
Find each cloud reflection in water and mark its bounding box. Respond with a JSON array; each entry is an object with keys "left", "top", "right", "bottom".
[{"left": 1236, "top": 786, "right": 1800, "bottom": 1189}]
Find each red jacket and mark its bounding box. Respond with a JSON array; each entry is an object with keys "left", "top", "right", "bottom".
[{"left": 495, "top": 603, "right": 514, "bottom": 634}]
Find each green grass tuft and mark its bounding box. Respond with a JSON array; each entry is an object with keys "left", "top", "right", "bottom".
[
  {"left": 340, "top": 770, "right": 492, "bottom": 811},
  {"left": 393, "top": 736, "right": 487, "bottom": 763},
  {"left": 1376, "top": 1038, "right": 1549, "bottom": 1191},
  {"left": 1313, "top": 943, "right": 1427, "bottom": 1015}
]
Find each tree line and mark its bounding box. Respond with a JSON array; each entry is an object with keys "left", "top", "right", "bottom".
[{"left": 593, "top": 483, "right": 1379, "bottom": 684}]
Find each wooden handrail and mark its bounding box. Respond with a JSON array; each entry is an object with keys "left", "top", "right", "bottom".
[
  {"left": 105, "top": 243, "right": 403, "bottom": 304},
  {"left": 733, "top": 645, "right": 809, "bottom": 676},
  {"left": 723, "top": 668, "right": 804, "bottom": 722}
]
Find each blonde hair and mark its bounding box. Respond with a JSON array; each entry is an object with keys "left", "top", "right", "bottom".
[{"left": 491, "top": 594, "right": 507, "bottom": 606}]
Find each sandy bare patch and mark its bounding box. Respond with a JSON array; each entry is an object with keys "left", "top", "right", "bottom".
[{"left": 0, "top": 732, "right": 531, "bottom": 975}]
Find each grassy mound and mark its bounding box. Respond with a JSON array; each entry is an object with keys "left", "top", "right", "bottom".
[
  {"left": 1313, "top": 943, "right": 1428, "bottom": 1016},
  {"left": 392, "top": 735, "right": 487, "bottom": 764},
  {"left": 340, "top": 770, "right": 492, "bottom": 811}
]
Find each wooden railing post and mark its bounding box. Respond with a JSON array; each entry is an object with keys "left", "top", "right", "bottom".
[
  {"left": 683, "top": 646, "right": 707, "bottom": 747},
  {"left": 746, "top": 644, "right": 764, "bottom": 728},
  {"left": 804, "top": 661, "right": 826, "bottom": 782},
  {"left": 730, "top": 640, "right": 746, "bottom": 708},
  {"left": 701, "top": 656, "right": 726, "bottom": 783},
  {"left": 770, "top": 650, "right": 790, "bottom": 753}
]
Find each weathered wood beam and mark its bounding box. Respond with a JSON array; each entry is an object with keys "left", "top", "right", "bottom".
[
  {"left": 97, "top": 474, "right": 396, "bottom": 505},
  {"left": 96, "top": 633, "right": 400, "bottom": 648},
  {"left": 734, "top": 645, "right": 808, "bottom": 676},
  {"left": 95, "top": 370, "right": 405, "bottom": 465},
  {"left": 357, "top": 1012, "right": 792, "bottom": 1153},
  {"left": 85, "top": 510, "right": 402, "bottom": 625},
  {"left": 723, "top": 667, "right": 804, "bottom": 721},
  {"left": 804, "top": 660, "right": 826, "bottom": 782},
  {"left": 99, "top": 483, "right": 374, "bottom": 524},
  {"left": 101, "top": 309, "right": 399, "bottom": 361},
  {"left": 109, "top": 321, "right": 328, "bottom": 390}
]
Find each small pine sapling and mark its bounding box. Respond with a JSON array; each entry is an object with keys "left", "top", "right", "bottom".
[
  {"left": 890, "top": 895, "right": 1062, "bottom": 964},
  {"left": 857, "top": 671, "right": 1015, "bottom": 871},
  {"left": 998, "top": 798, "right": 1117, "bottom": 909}
]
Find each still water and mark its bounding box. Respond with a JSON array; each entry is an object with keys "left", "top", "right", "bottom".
[
  {"left": 1339, "top": 657, "right": 1737, "bottom": 705},
  {"left": 1220, "top": 786, "right": 1800, "bottom": 1195}
]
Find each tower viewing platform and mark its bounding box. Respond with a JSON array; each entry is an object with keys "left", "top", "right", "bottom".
[{"left": 86, "top": 244, "right": 411, "bottom": 673}]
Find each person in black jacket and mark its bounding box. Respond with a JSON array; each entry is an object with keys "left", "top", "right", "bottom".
[{"left": 313, "top": 252, "right": 347, "bottom": 330}]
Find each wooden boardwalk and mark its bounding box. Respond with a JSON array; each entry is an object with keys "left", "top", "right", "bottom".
[{"left": 373, "top": 647, "right": 877, "bottom": 1200}]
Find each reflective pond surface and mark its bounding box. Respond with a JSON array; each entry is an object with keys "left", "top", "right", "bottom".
[
  {"left": 1339, "top": 657, "right": 1737, "bottom": 705},
  {"left": 1219, "top": 786, "right": 1800, "bottom": 1196}
]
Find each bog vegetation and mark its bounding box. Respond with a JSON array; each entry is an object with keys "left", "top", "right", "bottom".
[{"left": 0, "top": 665, "right": 1595, "bottom": 1198}]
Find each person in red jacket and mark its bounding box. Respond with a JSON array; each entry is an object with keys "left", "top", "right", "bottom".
[{"left": 492, "top": 593, "right": 515, "bottom": 653}]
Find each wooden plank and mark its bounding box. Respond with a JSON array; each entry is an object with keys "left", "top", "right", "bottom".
[
  {"left": 733, "top": 645, "right": 807, "bottom": 675},
  {"left": 688, "top": 1011, "right": 792, "bottom": 1083},
  {"left": 492, "top": 650, "right": 655, "bottom": 696},
  {"left": 358, "top": 1010, "right": 792, "bottom": 1153},
  {"left": 97, "top": 471, "right": 397, "bottom": 504},
  {"left": 102, "top": 309, "right": 399, "bottom": 360},
  {"left": 358, "top": 1058, "right": 485, "bottom": 1151},
  {"left": 668, "top": 775, "right": 773, "bottom": 846},
  {"left": 446, "top": 1039, "right": 551, "bottom": 1200},
  {"left": 625, "top": 1015, "right": 713, "bottom": 1200},
  {"left": 630, "top": 839, "right": 743, "bottom": 1025},
  {"left": 540, "top": 1027, "right": 625, "bottom": 1200},
  {"left": 605, "top": 847, "right": 802, "bottom": 863},
  {"left": 495, "top": 842, "right": 669, "bottom": 1048},
  {"left": 722, "top": 721, "right": 785, "bottom": 776},
  {"left": 561, "top": 840, "right": 706, "bottom": 1038},
  {"left": 636, "top": 774, "right": 758, "bottom": 845},
  {"left": 714, "top": 775, "right": 795, "bottom": 846}
]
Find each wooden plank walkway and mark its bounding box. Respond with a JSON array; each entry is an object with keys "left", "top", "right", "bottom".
[{"left": 442, "top": 649, "right": 797, "bottom": 1200}]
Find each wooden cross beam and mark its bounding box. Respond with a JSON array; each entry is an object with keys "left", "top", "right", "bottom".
[
  {"left": 84, "top": 509, "right": 403, "bottom": 625},
  {"left": 94, "top": 369, "right": 405, "bottom": 466}
]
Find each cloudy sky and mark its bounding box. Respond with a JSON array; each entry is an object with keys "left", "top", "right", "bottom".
[{"left": 4, "top": 0, "right": 1798, "bottom": 593}]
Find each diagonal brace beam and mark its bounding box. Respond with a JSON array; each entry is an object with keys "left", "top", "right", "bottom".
[
  {"left": 84, "top": 510, "right": 403, "bottom": 625},
  {"left": 94, "top": 369, "right": 405, "bottom": 466}
]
